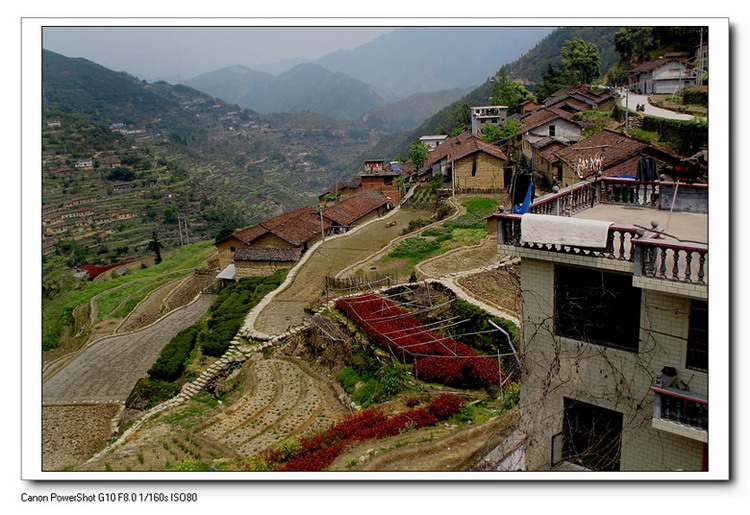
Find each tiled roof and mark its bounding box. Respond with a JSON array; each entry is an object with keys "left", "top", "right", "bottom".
[
  {"left": 268, "top": 212, "right": 329, "bottom": 246},
  {"left": 322, "top": 190, "right": 389, "bottom": 227},
  {"left": 552, "top": 130, "right": 647, "bottom": 172},
  {"left": 424, "top": 131, "right": 507, "bottom": 169},
  {"left": 231, "top": 225, "right": 268, "bottom": 244},
  {"left": 224, "top": 205, "right": 328, "bottom": 247},
  {"left": 262, "top": 206, "right": 318, "bottom": 230},
  {"left": 233, "top": 247, "right": 302, "bottom": 262},
  {"left": 630, "top": 57, "right": 691, "bottom": 74},
  {"left": 519, "top": 107, "right": 580, "bottom": 133},
  {"left": 543, "top": 85, "right": 614, "bottom": 108}
]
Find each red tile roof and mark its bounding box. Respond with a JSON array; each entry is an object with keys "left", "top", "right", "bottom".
[
  {"left": 322, "top": 190, "right": 389, "bottom": 227},
  {"left": 223, "top": 205, "right": 329, "bottom": 248}
]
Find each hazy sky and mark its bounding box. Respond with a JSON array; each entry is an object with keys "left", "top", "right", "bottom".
[{"left": 42, "top": 26, "right": 397, "bottom": 81}]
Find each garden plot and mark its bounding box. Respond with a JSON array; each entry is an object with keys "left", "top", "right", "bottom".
[{"left": 198, "top": 358, "right": 348, "bottom": 458}]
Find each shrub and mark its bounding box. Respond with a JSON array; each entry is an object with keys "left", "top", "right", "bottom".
[
  {"left": 148, "top": 326, "right": 198, "bottom": 381},
  {"left": 388, "top": 237, "right": 440, "bottom": 259},
  {"left": 428, "top": 393, "right": 465, "bottom": 420},
  {"left": 337, "top": 366, "right": 361, "bottom": 394}
]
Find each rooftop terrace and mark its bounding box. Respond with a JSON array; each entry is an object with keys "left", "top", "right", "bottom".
[{"left": 491, "top": 176, "right": 708, "bottom": 291}]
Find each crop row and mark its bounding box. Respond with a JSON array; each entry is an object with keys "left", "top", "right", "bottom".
[
  {"left": 335, "top": 293, "right": 501, "bottom": 389},
  {"left": 262, "top": 394, "right": 465, "bottom": 471}
]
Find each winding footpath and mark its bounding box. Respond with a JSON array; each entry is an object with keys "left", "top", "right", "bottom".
[{"left": 43, "top": 294, "right": 214, "bottom": 404}]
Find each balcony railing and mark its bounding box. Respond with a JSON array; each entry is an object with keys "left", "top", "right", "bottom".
[
  {"left": 493, "top": 177, "right": 708, "bottom": 285},
  {"left": 497, "top": 214, "right": 640, "bottom": 261},
  {"left": 633, "top": 239, "right": 708, "bottom": 285},
  {"left": 651, "top": 385, "right": 708, "bottom": 431}
]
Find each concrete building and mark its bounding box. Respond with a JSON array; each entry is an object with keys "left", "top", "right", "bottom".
[
  {"left": 471, "top": 105, "right": 509, "bottom": 136},
  {"left": 628, "top": 57, "right": 697, "bottom": 95},
  {"left": 490, "top": 175, "right": 710, "bottom": 472}
]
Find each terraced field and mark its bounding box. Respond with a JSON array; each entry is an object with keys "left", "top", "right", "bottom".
[{"left": 197, "top": 358, "right": 348, "bottom": 458}]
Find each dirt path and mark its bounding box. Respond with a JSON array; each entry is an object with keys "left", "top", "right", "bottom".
[
  {"left": 251, "top": 207, "right": 432, "bottom": 336},
  {"left": 330, "top": 409, "right": 518, "bottom": 471},
  {"left": 42, "top": 295, "right": 215, "bottom": 404}
]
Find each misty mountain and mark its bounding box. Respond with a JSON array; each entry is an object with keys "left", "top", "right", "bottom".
[
  {"left": 184, "top": 63, "right": 395, "bottom": 121},
  {"left": 314, "top": 26, "right": 556, "bottom": 98},
  {"left": 360, "top": 86, "right": 475, "bottom": 134},
  {"left": 359, "top": 26, "right": 621, "bottom": 164}
]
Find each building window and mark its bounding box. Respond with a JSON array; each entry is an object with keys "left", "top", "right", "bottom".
[
  {"left": 554, "top": 265, "right": 642, "bottom": 352},
  {"left": 230, "top": 246, "right": 236, "bottom": 252},
  {"left": 686, "top": 299, "right": 708, "bottom": 372},
  {"left": 549, "top": 124, "right": 556, "bottom": 136},
  {"left": 562, "top": 398, "right": 623, "bottom": 471},
  {"left": 384, "top": 177, "right": 393, "bottom": 185},
  {"left": 471, "top": 156, "right": 478, "bottom": 177}
]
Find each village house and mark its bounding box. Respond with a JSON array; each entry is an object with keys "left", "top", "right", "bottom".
[
  {"left": 318, "top": 176, "right": 363, "bottom": 206},
  {"left": 628, "top": 57, "right": 697, "bottom": 95},
  {"left": 422, "top": 131, "right": 509, "bottom": 192},
  {"left": 525, "top": 136, "right": 571, "bottom": 179},
  {"left": 42, "top": 240, "right": 56, "bottom": 256},
  {"left": 490, "top": 173, "right": 709, "bottom": 472},
  {"left": 50, "top": 167, "right": 73, "bottom": 180},
  {"left": 419, "top": 134, "right": 449, "bottom": 151},
  {"left": 519, "top": 99, "right": 542, "bottom": 115},
  {"left": 519, "top": 106, "right": 583, "bottom": 150},
  {"left": 322, "top": 190, "right": 392, "bottom": 234},
  {"left": 215, "top": 206, "right": 331, "bottom": 271},
  {"left": 75, "top": 158, "right": 94, "bottom": 169},
  {"left": 542, "top": 85, "right": 617, "bottom": 114},
  {"left": 359, "top": 160, "right": 402, "bottom": 204},
  {"left": 62, "top": 195, "right": 97, "bottom": 208},
  {"left": 111, "top": 182, "right": 135, "bottom": 194},
  {"left": 543, "top": 129, "right": 688, "bottom": 187},
  {"left": 233, "top": 247, "right": 302, "bottom": 279},
  {"left": 470, "top": 105, "right": 509, "bottom": 136},
  {"left": 44, "top": 221, "right": 68, "bottom": 237}
]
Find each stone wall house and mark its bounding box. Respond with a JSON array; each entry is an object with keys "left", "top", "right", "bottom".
[{"left": 233, "top": 247, "right": 301, "bottom": 278}]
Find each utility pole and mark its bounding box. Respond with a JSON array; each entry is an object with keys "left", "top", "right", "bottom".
[{"left": 319, "top": 207, "right": 327, "bottom": 256}]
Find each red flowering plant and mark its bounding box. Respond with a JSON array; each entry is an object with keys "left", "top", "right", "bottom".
[{"left": 428, "top": 393, "right": 465, "bottom": 420}]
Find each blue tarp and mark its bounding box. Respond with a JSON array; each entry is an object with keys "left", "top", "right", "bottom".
[{"left": 512, "top": 180, "right": 534, "bottom": 214}]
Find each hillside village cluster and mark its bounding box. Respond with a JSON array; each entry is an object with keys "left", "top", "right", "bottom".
[
  {"left": 41, "top": 42, "right": 711, "bottom": 473},
  {"left": 211, "top": 50, "right": 709, "bottom": 472}
]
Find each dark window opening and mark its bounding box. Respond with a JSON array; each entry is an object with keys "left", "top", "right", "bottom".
[
  {"left": 555, "top": 265, "right": 641, "bottom": 352},
  {"left": 471, "top": 157, "right": 478, "bottom": 177},
  {"left": 557, "top": 165, "right": 563, "bottom": 182},
  {"left": 686, "top": 299, "right": 708, "bottom": 372},
  {"left": 384, "top": 177, "right": 393, "bottom": 185},
  {"left": 230, "top": 246, "right": 236, "bottom": 252},
  {"left": 563, "top": 398, "right": 623, "bottom": 471},
  {"left": 549, "top": 124, "right": 556, "bottom": 136}
]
